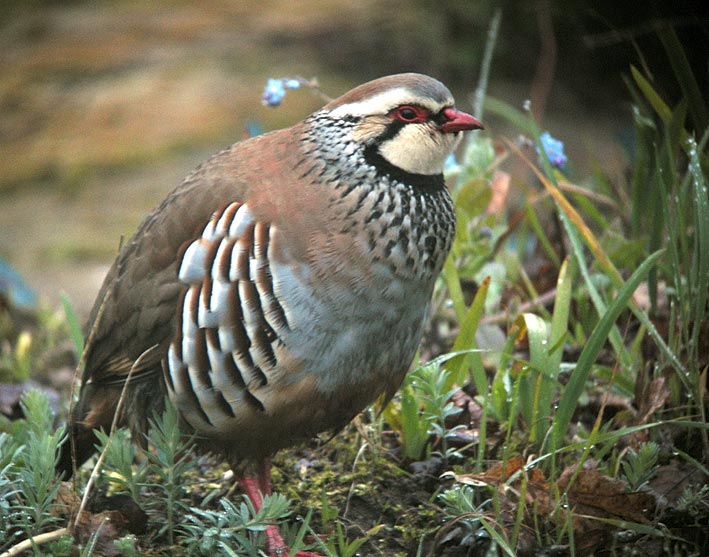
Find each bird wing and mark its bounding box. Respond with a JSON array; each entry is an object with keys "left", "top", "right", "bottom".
[{"left": 80, "top": 127, "right": 300, "bottom": 387}]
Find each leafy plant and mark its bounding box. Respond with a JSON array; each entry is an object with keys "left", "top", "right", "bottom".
[
  {"left": 0, "top": 391, "right": 66, "bottom": 554},
  {"left": 180, "top": 495, "right": 312, "bottom": 557},
  {"left": 677, "top": 484, "right": 709, "bottom": 515},
  {"left": 621, "top": 442, "right": 659, "bottom": 491},
  {"left": 438, "top": 484, "right": 489, "bottom": 545},
  {"left": 385, "top": 352, "right": 473, "bottom": 462},
  {"left": 94, "top": 427, "right": 146, "bottom": 506},
  {"left": 142, "top": 402, "right": 198, "bottom": 545}
]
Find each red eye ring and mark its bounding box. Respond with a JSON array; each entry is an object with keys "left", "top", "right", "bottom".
[{"left": 391, "top": 105, "right": 429, "bottom": 123}]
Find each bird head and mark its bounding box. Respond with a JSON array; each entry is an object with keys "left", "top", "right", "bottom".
[{"left": 324, "top": 73, "right": 483, "bottom": 177}]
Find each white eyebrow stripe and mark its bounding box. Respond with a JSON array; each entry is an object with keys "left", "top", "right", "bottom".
[{"left": 328, "top": 88, "right": 447, "bottom": 119}]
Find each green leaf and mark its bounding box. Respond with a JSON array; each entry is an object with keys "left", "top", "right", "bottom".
[
  {"left": 445, "top": 276, "right": 490, "bottom": 392},
  {"left": 658, "top": 25, "right": 708, "bottom": 132},
  {"left": 61, "top": 292, "right": 84, "bottom": 357},
  {"left": 442, "top": 255, "right": 467, "bottom": 323},
  {"left": 630, "top": 65, "right": 673, "bottom": 125},
  {"left": 549, "top": 257, "right": 572, "bottom": 374},
  {"left": 551, "top": 249, "right": 664, "bottom": 449},
  {"left": 483, "top": 96, "right": 536, "bottom": 135},
  {"left": 688, "top": 136, "right": 709, "bottom": 364},
  {"left": 518, "top": 312, "right": 552, "bottom": 442},
  {"left": 399, "top": 384, "right": 429, "bottom": 460}
]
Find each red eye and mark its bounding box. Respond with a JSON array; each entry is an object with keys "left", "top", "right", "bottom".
[{"left": 391, "top": 105, "right": 429, "bottom": 123}]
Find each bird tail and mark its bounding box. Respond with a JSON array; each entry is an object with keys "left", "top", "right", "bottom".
[
  {"left": 56, "top": 382, "right": 123, "bottom": 479},
  {"left": 56, "top": 374, "right": 166, "bottom": 479}
]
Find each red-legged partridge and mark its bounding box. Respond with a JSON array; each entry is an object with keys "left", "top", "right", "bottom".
[{"left": 58, "top": 73, "right": 483, "bottom": 556}]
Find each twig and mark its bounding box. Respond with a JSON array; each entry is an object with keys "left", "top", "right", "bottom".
[
  {"left": 0, "top": 528, "right": 68, "bottom": 557},
  {"left": 480, "top": 288, "right": 558, "bottom": 326},
  {"left": 472, "top": 7, "right": 502, "bottom": 121},
  {"left": 297, "top": 76, "right": 332, "bottom": 103},
  {"left": 529, "top": 0, "right": 557, "bottom": 122},
  {"left": 342, "top": 441, "right": 370, "bottom": 520},
  {"left": 582, "top": 16, "right": 707, "bottom": 48}
]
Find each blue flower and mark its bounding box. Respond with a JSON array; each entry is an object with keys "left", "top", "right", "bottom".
[
  {"left": 283, "top": 79, "right": 301, "bottom": 90},
  {"left": 261, "top": 78, "right": 302, "bottom": 107},
  {"left": 0, "top": 256, "right": 37, "bottom": 311},
  {"left": 444, "top": 153, "right": 460, "bottom": 172},
  {"left": 262, "top": 78, "right": 286, "bottom": 107},
  {"left": 539, "top": 132, "right": 567, "bottom": 170}
]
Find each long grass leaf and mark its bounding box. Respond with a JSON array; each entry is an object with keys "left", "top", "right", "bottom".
[
  {"left": 445, "top": 277, "right": 491, "bottom": 392},
  {"left": 442, "top": 255, "right": 467, "bottom": 323},
  {"left": 549, "top": 257, "right": 572, "bottom": 372},
  {"left": 688, "top": 137, "right": 709, "bottom": 362},
  {"left": 658, "top": 25, "right": 708, "bottom": 132},
  {"left": 483, "top": 96, "right": 537, "bottom": 135},
  {"left": 525, "top": 203, "right": 561, "bottom": 268},
  {"left": 551, "top": 250, "right": 664, "bottom": 449},
  {"left": 60, "top": 292, "right": 84, "bottom": 356},
  {"left": 507, "top": 138, "right": 687, "bottom": 379},
  {"left": 521, "top": 312, "right": 552, "bottom": 443},
  {"left": 478, "top": 516, "right": 516, "bottom": 556},
  {"left": 523, "top": 258, "right": 573, "bottom": 443},
  {"left": 630, "top": 66, "right": 672, "bottom": 125}
]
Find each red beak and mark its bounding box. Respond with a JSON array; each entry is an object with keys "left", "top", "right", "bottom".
[{"left": 438, "top": 108, "right": 484, "bottom": 134}]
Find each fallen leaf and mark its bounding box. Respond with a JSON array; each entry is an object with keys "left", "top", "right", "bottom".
[
  {"left": 558, "top": 467, "right": 655, "bottom": 523},
  {"left": 72, "top": 510, "right": 129, "bottom": 556}
]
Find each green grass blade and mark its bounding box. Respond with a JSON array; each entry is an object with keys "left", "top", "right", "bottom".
[
  {"left": 629, "top": 106, "right": 656, "bottom": 236},
  {"left": 60, "top": 292, "right": 84, "bottom": 356},
  {"left": 520, "top": 312, "right": 552, "bottom": 443},
  {"left": 399, "top": 384, "right": 429, "bottom": 460},
  {"left": 525, "top": 202, "right": 561, "bottom": 268},
  {"left": 549, "top": 257, "right": 572, "bottom": 373},
  {"left": 483, "top": 96, "right": 537, "bottom": 135},
  {"left": 551, "top": 249, "right": 664, "bottom": 449},
  {"left": 630, "top": 65, "right": 672, "bottom": 125},
  {"left": 479, "top": 516, "right": 515, "bottom": 556},
  {"left": 658, "top": 25, "right": 708, "bottom": 132},
  {"left": 442, "top": 254, "right": 467, "bottom": 323},
  {"left": 689, "top": 136, "right": 709, "bottom": 337},
  {"left": 523, "top": 258, "right": 572, "bottom": 443},
  {"left": 445, "top": 276, "right": 491, "bottom": 392}
]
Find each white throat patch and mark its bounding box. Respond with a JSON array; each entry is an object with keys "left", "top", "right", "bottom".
[{"left": 379, "top": 125, "right": 462, "bottom": 175}]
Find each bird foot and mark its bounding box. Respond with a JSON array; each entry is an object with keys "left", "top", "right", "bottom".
[{"left": 265, "top": 524, "right": 326, "bottom": 557}]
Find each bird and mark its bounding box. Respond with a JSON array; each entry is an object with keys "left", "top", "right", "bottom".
[{"left": 57, "top": 73, "right": 483, "bottom": 556}]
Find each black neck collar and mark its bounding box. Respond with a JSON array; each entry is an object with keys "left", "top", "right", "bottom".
[{"left": 363, "top": 144, "right": 445, "bottom": 194}]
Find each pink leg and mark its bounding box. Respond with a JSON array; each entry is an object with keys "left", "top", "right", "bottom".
[{"left": 237, "top": 459, "right": 325, "bottom": 557}]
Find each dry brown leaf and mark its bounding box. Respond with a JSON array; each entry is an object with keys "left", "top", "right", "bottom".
[
  {"left": 448, "top": 459, "right": 657, "bottom": 556},
  {"left": 558, "top": 467, "right": 655, "bottom": 523},
  {"left": 72, "top": 510, "right": 129, "bottom": 556}
]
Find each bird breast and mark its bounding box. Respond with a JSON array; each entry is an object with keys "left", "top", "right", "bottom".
[{"left": 164, "top": 133, "right": 455, "bottom": 459}]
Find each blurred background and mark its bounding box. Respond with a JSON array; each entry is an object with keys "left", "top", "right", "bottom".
[{"left": 1, "top": 0, "right": 706, "bottom": 318}]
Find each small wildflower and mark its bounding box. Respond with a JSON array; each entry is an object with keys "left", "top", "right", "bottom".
[
  {"left": 283, "top": 78, "right": 301, "bottom": 90},
  {"left": 261, "top": 78, "right": 304, "bottom": 107},
  {"left": 262, "top": 78, "right": 287, "bottom": 107},
  {"left": 538, "top": 132, "right": 567, "bottom": 170},
  {"left": 479, "top": 226, "right": 493, "bottom": 240}
]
